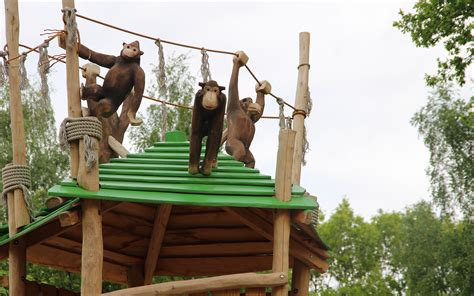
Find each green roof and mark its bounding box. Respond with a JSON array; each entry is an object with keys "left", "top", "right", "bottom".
[{"left": 48, "top": 131, "right": 318, "bottom": 210}]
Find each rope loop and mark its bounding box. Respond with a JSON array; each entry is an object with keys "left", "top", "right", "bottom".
[
  {"left": 59, "top": 116, "right": 102, "bottom": 171},
  {"left": 297, "top": 63, "right": 310, "bottom": 70},
  {"left": 200, "top": 48, "right": 212, "bottom": 83},
  {"left": 292, "top": 109, "right": 307, "bottom": 119},
  {"left": 1, "top": 164, "right": 33, "bottom": 220}
]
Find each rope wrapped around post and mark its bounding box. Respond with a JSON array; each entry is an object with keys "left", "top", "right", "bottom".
[
  {"left": 1, "top": 164, "right": 33, "bottom": 220},
  {"left": 200, "top": 48, "right": 211, "bottom": 83},
  {"left": 61, "top": 7, "right": 78, "bottom": 45},
  {"left": 59, "top": 117, "right": 102, "bottom": 172}
]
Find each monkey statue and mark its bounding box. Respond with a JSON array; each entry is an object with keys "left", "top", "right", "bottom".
[
  {"left": 60, "top": 35, "right": 145, "bottom": 126},
  {"left": 225, "top": 51, "right": 271, "bottom": 168},
  {"left": 189, "top": 80, "right": 227, "bottom": 176}
]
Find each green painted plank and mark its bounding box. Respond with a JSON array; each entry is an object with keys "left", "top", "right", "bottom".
[
  {"left": 61, "top": 180, "right": 277, "bottom": 196},
  {"left": 110, "top": 157, "right": 244, "bottom": 167},
  {"left": 48, "top": 185, "right": 316, "bottom": 210},
  {"left": 99, "top": 168, "right": 271, "bottom": 179},
  {"left": 101, "top": 163, "right": 259, "bottom": 173},
  {"left": 128, "top": 153, "right": 235, "bottom": 161},
  {"left": 0, "top": 198, "right": 80, "bottom": 246},
  {"left": 152, "top": 141, "right": 190, "bottom": 147},
  {"left": 60, "top": 179, "right": 305, "bottom": 196},
  {"left": 145, "top": 146, "right": 200, "bottom": 153},
  {"left": 99, "top": 174, "right": 275, "bottom": 186}
]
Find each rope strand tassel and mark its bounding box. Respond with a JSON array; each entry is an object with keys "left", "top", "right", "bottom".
[
  {"left": 275, "top": 97, "right": 286, "bottom": 129},
  {"left": 200, "top": 48, "right": 212, "bottom": 83},
  {"left": 155, "top": 40, "right": 168, "bottom": 141},
  {"left": 19, "top": 53, "right": 30, "bottom": 90},
  {"left": 62, "top": 7, "right": 78, "bottom": 45},
  {"left": 38, "top": 41, "right": 51, "bottom": 105}
]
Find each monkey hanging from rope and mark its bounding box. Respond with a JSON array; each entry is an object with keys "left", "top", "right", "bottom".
[
  {"left": 60, "top": 35, "right": 145, "bottom": 126},
  {"left": 225, "top": 51, "right": 271, "bottom": 168}
]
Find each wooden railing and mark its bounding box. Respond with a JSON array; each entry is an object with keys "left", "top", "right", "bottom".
[{"left": 102, "top": 272, "right": 287, "bottom": 296}]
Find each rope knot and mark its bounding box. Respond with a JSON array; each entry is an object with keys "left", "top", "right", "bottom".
[
  {"left": 1, "top": 164, "right": 33, "bottom": 220},
  {"left": 59, "top": 117, "right": 102, "bottom": 171}
]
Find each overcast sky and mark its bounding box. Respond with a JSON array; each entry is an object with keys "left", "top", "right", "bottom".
[{"left": 1, "top": 1, "right": 471, "bottom": 219}]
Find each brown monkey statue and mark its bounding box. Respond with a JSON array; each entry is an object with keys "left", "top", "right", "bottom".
[
  {"left": 189, "top": 81, "right": 227, "bottom": 176},
  {"left": 226, "top": 51, "right": 271, "bottom": 168},
  {"left": 60, "top": 35, "right": 145, "bottom": 126}
]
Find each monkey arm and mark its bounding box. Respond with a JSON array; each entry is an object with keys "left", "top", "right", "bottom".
[
  {"left": 130, "top": 67, "right": 145, "bottom": 110},
  {"left": 253, "top": 92, "right": 266, "bottom": 122},
  {"left": 78, "top": 43, "right": 117, "bottom": 68},
  {"left": 227, "top": 60, "right": 242, "bottom": 113}
]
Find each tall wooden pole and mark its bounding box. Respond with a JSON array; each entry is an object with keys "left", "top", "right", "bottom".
[
  {"left": 4, "top": 0, "right": 28, "bottom": 294},
  {"left": 61, "top": 0, "right": 103, "bottom": 294},
  {"left": 290, "top": 32, "right": 312, "bottom": 296},
  {"left": 272, "top": 129, "right": 296, "bottom": 296}
]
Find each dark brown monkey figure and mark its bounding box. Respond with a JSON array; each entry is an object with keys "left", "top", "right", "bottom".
[
  {"left": 226, "top": 51, "right": 270, "bottom": 168},
  {"left": 70, "top": 39, "right": 145, "bottom": 126},
  {"left": 189, "top": 80, "right": 227, "bottom": 176}
]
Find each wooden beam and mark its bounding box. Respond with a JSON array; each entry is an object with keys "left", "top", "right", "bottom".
[
  {"left": 102, "top": 272, "right": 287, "bottom": 296},
  {"left": 59, "top": 210, "right": 80, "bottom": 227},
  {"left": 46, "top": 196, "right": 67, "bottom": 209},
  {"left": 81, "top": 199, "right": 103, "bottom": 295},
  {"left": 291, "top": 210, "right": 314, "bottom": 225},
  {"left": 0, "top": 276, "right": 80, "bottom": 296},
  {"left": 127, "top": 265, "right": 145, "bottom": 288},
  {"left": 275, "top": 130, "right": 296, "bottom": 202},
  {"left": 144, "top": 204, "right": 172, "bottom": 285},
  {"left": 291, "top": 260, "right": 311, "bottom": 296},
  {"left": 28, "top": 244, "right": 127, "bottom": 284},
  {"left": 222, "top": 207, "right": 328, "bottom": 272},
  {"left": 108, "top": 135, "right": 129, "bottom": 157},
  {"left": 168, "top": 211, "right": 242, "bottom": 229},
  {"left": 160, "top": 242, "right": 272, "bottom": 257}
]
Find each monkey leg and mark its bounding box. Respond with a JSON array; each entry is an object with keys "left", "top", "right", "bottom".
[
  {"left": 81, "top": 84, "right": 104, "bottom": 101},
  {"left": 96, "top": 98, "right": 120, "bottom": 118},
  {"left": 243, "top": 149, "right": 256, "bottom": 168},
  {"left": 201, "top": 133, "right": 220, "bottom": 176},
  {"left": 189, "top": 132, "right": 203, "bottom": 175},
  {"left": 225, "top": 138, "right": 247, "bottom": 164}
]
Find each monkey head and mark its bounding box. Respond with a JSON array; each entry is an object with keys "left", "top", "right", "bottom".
[
  {"left": 240, "top": 97, "right": 262, "bottom": 121},
  {"left": 121, "top": 41, "right": 144, "bottom": 60},
  {"left": 198, "top": 80, "right": 225, "bottom": 110}
]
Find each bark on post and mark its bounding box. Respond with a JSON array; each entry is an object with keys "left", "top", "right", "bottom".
[
  {"left": 62, "top": 0, "right": 103, "bottom": 294},
  {"left": 290, "top": 32, "right": 312, "bottom": 296},
  {"left": 4, "top": 0, "right": 28, "bottom": 294},
  {"left": 272, "top": 129, "right": 296, "bottom": 296}
]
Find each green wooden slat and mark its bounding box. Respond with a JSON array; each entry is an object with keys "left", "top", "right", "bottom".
[
  {"left": 152, "top": 141, "right": 190, "bottom": 147},
  {"left": 128, "top": 153, "right": 235, "bottom": 160},
  {"left": 48, "top": 185, "right": 316, "bottom": 210},
  {"left": 145, "top": 146, "right": 194, "bottom": 153},
  {"left": 110, "top": 157, "right": 244, "bottom": 167},
  {"left": 99, "top": 174, "right": 275, "bottom": 186},
  {"left": 99, "top": 168, "right": 271, "bottom": 179},
  {"left": 101, "top": 163, "right": 259, "bottom": 173}
]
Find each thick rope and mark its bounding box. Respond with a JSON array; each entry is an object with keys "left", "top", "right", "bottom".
[
  {"left": 0, "top": 51, "right": 7, "bottom": 87},
  {"left": 38, "top": 41, "right": 50, "bottom": 105},
  {"left": 275, "top": 97, "right": 286, "bottom": 129},
  {"left": 1, "top": 164, "right": 33, "bottom": 220},
  {"left": 19, "top": 53, "right": 29, "bottom": 90},
  {"left": 62, "top": 8, "right": 78, "bottom": 45},
  {"left": 155, "top": 40, "right": 168, "bottom": 141},
  {"left": 59, "top": 117, "right": 102, "bottom": 172},
  {"left": 200, "top": 48, "right": 212, "bottom": 83}
]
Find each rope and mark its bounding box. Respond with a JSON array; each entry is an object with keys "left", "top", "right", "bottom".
[
  {"left": 200, "top": 48, "right": 212, "bottom": 83},
  {"left": 275, "top": 97, "right": 286, "bottom": 129},
  {"left": 155, "top": 39, "right": 168, "bottom": 141},
  {"left": 59, "top": 117, "right": 102, "bottom": 172},
  {"left": 1, "top": 164, "right": 33, "bottom": 220},
  {"left": 62, "top": 8, "right": 78, "bottom": 45},
  {"left": 0, "top": 51, "right": 7, "bottom": 87},
  {"left": 38, "top": 41, "right": 50, "bottom": 105},
  {"left": 19, "top": 53, "right": 29, "bottom": 90}
]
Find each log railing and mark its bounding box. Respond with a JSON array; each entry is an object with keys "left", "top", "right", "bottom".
[{"left": 102, "top": 272, "right": 287, "bottom": 296}]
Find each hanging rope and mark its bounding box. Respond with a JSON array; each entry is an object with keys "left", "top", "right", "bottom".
[
  {"left": 155, "top": 39, "right": 168, "bottom": 141},
  {"left": 200, "top": 48, "right": 212, "bottom": 83},
  {"left": 19, "top": 53, "right": 30, "bottom": 90},
  {"left": 275, "top": 97, "right": 286, "bottom": 129},
  {"left": 59, "top": 117, "right": 102, "bottom": 172},
  {"left": 1, "top": 164, "right": 33, "bottom": 221},
  {"left": 62, "top": 8, "right": 78, "bottom": 45},
  {"left": 38, "top": 41, "right": 50, "bottom": 105},
  {"left": 0, "top": 51, "right": 7, "bottom": 87}
]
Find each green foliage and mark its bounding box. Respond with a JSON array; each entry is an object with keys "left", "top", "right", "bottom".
[
  {"left": 393, "top": 0, "right": 473, "bottom": 86},
  {"left": 411, "top": 84, "right": 473, "bottom": 217},
  {"left": 129, "top": 53, "right": 195, "bottom": 150},
  {"left": 313, "top": 199, "right": 473, "bottom": 295}
]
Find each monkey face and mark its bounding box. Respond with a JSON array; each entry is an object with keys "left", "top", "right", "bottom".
[
  {"left": 202, "top": 85, "right": 221, "bottom": 110},
  {"left": 121, "top": 42, "right": 144, "bottom": 59},
  {"left": 240, "top": 97, "right": 253, "bottom": 112}
]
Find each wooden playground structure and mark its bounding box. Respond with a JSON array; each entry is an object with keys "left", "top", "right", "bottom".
[{"left": 1, "top": 0, "right": 329, "bottom": 295}]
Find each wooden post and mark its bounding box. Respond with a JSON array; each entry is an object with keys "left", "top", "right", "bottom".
[
  {"left": 62, "top": 0, "right": 103, "bottom": 293},
  {"left": 272, "top": 129, "right": 296, "bottom": 296},
  {"left": 4, "top": 0, "right": 28, "bottom": 294},
  {"left": 290, "top": 32, "right": 312, "bottom": 296}
]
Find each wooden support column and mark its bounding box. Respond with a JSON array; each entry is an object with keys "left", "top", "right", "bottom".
[
  {"left": 291, "top": 32, "right": 312, "bottom": 296},
  {"left": 62, "top": 0, "right": 102, "bottom": 293},
  {"left": 144, "top": 204, "right": 172, "bottom": 285},
  {"left": 4, "top": 0, "right": 29, "bottom": 294},
  {"left": 272, "top": 129, "right": 296, "bottom": 296}
]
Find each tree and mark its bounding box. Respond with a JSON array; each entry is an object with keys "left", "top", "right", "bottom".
[
  {"left": 129, "top": 54, "right": 195, "bottom": 150},
  {"left": 411, "top": 85, "right": 473, "bottom": 217},
  {"left": 393, "top": 0, "right": 473, "bottom": 86}
]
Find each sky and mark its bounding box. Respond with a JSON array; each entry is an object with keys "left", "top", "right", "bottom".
[{"left": 1, "top": 1, "right": 470, "bottom": 219}]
